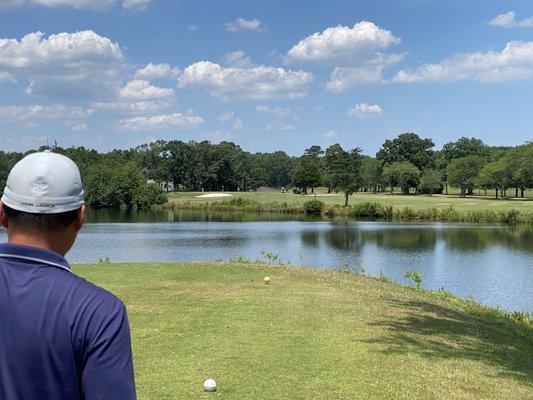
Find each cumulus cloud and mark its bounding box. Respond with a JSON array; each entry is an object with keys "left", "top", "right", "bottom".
[
  {"left": 0, "top": 30, "right": 125, "bottom": 99},
  {"left": 187, "top": 25, "right": 199, "bottom": 32},
  {"left": 391, "top": 41, "right": 533, "bottom": 83},
  {"left": 121, "top": 0, "right": 151, "bottom": 11},
  {"left": 224, "top": 18, "right": 267, "bottom": 32},
  {"left": 266, "top": 121, "right": 295, "bottom": 131},
  {"left": 91, "top": 100, "right": 171, "bottom": 113},
  {"left": 69, "top": 122, "right": 88, "bottom": 132},
  {"left": 134, "top": 63, "right": 181, "bottom": 80},
  {"left": 489, "top": 11, "right": 533, "bottom": 28},
  {"left": 285, "top": 21, "right": 400, "bottom": 66},
  {"left": 119, "top": 80, "right": 174, "bottom": 100},
  {"left": 223, "top": 51, "right": 253, "bottom": 68},
  {"left": 178, "top": 61, "right": 313, "bottom": 100},
  {"left": 0, "top": 71, "right": 17, "bottom": 83},
  {"left": 0, "top": 103, "right": 92, "bottom": 121},
  {"left": 117, "top": 112, "right": 205, "bottom": 131},
  {"left": 347, "top": 103, "right": 382, "bottom": 119},
  {"left": 255, "top": 105, "right": 293, "bottom": 118},
  {"left": 218, "top": 111, "right": 244, "bottom": 130}
]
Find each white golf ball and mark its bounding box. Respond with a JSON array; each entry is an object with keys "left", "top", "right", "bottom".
[{"left": 203, "top": 378, "right": 217, "bottom": 392}]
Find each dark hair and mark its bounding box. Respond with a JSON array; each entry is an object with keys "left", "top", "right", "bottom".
[{"left": 4, "top": 205, "right": 80, "bottom": 231}]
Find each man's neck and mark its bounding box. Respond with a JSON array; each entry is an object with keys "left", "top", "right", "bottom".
[{"left": 8, "top": 233, "right": 68, "bottom": 256}]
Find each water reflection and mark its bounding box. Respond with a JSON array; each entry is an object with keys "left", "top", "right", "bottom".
[{"left": 1, "top": 208, "right": 530, "bottom": 312}]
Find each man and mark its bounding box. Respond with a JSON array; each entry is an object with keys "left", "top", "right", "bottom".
[{"left": 0, "top": 151, "right": 136, "bottom": 399}]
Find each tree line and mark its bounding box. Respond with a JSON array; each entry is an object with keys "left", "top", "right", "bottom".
[{"left": 0, "top": 134, "right": 530, "bottom": 208}]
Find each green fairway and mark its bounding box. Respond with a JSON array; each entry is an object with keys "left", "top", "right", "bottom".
[
  {"left": 74, "top": 263, "right": 532, "bottom": 399},
  {"left": 166, "top": 189, "right": 533, "bottom": 213}
]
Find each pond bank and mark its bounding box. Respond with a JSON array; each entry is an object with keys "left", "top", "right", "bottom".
[
  {"left": 161, "top": 197, "right": 533, "bottom": 224},
  {"left": 75, "top": 262, "right": 532, "bottom": 399}
]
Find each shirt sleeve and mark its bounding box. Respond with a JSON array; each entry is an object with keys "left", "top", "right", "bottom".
[{"left": 81, "top": 301, "right": 137, "bottom": 400}]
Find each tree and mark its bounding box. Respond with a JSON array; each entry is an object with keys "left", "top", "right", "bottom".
[
  {"left": 477, "top": 158, "right": 512, "bottom": 199},
  {"left": 292, "top": 147, "right": 323, "bottom": 194},
  {"left": 508, "top": 142, "right": 533, "bottom": 197},
  {"left": 442, "top": 137, "right": 489, "bottom": 162},
  {"left": 377, "top": 132, "right": 435, "bottom": 170},
  {"left": 382, "top": 162, "right": 420, "bottom": 195},
  {"left": 418, "top": 170, "right": 443, "bottom": 196},
  {"left": 324, "top": 144, "right": 362, "bottom": 206},
  {"left": 446, "top": 156, "right": 485, "bottom": 197},
  {"left": 361, "top": 157, "right": 383, "bottom": 192}
]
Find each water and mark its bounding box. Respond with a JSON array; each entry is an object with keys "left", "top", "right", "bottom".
[{"left": 2, "top": 209, "right": 532, "bottom": 313}]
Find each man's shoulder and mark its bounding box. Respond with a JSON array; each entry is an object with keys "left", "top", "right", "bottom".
[{"left": 54, "top": 268, "right": 126, "bottom": 313}]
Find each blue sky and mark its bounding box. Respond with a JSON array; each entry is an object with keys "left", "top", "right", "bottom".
[{"left": 0, "top": 0, "right": 532, "bottom": 156}]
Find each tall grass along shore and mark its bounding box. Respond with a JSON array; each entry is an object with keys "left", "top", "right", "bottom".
[
  {"left": 75, "top": 262, "right": 532, "bottom": 399},
  {"left": 162, "top": 191, "right": 533, "bottom": 224}
]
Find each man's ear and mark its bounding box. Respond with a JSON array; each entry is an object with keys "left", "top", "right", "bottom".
[
  {"left": 74, "top": 205, "right": 86, "bottom": 232},
  {"left": 0, "top": 202, "right": 9, "bottom": 229}
]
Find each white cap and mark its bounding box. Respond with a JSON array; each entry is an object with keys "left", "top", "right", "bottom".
[{"left": 1, "top": 151, "right": 85, "bottom": 214}]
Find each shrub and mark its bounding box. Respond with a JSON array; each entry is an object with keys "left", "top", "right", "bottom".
[
  {"left": 502, "top": 209, "right": 521, "bottom": 224},
  {"left": 404, "top": 269, "right": 423, "bottom": 289},
  {"left": 303, "top": 199, "right": 325, "bottom": 215},
  {"left": 351, "top": 201, "right": 385, "bottom": 219}
]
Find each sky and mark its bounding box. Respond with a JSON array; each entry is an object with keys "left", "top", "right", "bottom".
[{"left": 0, "top": 0, "right": 532, "bottom": 156}]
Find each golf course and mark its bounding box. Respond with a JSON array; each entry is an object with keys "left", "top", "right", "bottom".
[{"left": 75, "top": 262, "right": 532, "bottom": 399}]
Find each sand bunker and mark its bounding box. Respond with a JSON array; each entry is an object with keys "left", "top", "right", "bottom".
[{"left": 196, "top": 193, "right": 234, "bottom": 198}]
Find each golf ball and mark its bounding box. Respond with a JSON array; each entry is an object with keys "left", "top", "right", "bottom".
[
  {"left": 264, "top": 276, "right": 271, "bottom": 284},
  {"left": 203, "top": 378, "right": 217, "bottom": 392}
]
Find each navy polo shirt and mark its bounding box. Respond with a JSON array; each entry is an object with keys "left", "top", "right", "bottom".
[{"left": 0, "top": 243, "right": 136, "bottom": 399}]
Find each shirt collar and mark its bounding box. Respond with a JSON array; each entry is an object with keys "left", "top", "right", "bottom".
[{"left": 0, "top": 243, "right": 71, "bottom": 272}]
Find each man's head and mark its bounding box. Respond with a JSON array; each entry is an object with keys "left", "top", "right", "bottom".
[{"left": 0, "top": 151, "right": 86, "bottom": 256}]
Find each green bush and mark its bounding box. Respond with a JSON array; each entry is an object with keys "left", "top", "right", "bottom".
[
  {"left": 226, "top": 197, "right": 261, "bottom": 208},
  {"left": 404, "top": 269, "right": 423, "bottom": 289},
  {"left": 351, "top": 202, "right": 385, "bottom": 219},
  {"left": 303, "top": 199, "right": 325, "bottom": 215},
  {"left": 502, "top": 209, "right": 521, "bottom": 224}
]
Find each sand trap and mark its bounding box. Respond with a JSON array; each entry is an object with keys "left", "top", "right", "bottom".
[{"left": 196, "top": 193, "right": 234, "bottom": 198}]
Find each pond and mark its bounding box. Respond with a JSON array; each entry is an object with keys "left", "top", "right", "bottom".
[{"left": 2, "top": 208, "right": 532, "bottom": 313}]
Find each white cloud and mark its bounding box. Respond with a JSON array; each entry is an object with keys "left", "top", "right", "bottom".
[
  {"left": 323, "top": 129, "right": 339, "bottom": 139},
  {"left": 224, "top": 18, "right": 267, "bottom": 32},
  {"left": 489, "top": 11, "right": 533, "bottom": 28},
  {"left": 347, "top": 103, "right": 382, "bottom": 119},
  {"left": 223, "top": 51, "right": 253, "bottom": 68},
  {"left": 32, "top": 0, "right": 114, "bottom": 10},
  {"left": 285, "top": 21, "right": 400, "bottom": 66},
  {"left": 119, "top": 79, "right": 174, "bottom": 100},
  {"left": 178, "top": 61, "right": 313, "bottom": 100},
  {"left": 255, "top": 105, "right": 293, "bottom": 118},
  {"left": 134, "top": 63, "right": 181, "bottom": 80},
  {"left": 187, "top": 25, "right": 199, "bottom": 32},
  {"left": 69, "top": 122, "right": 88, "bottom": 132},
  {"left": 117, "top": 112, "right": 205, "bottom": 131},
  {"left": 391, "top": 41, "right": 533, "bottom": 83},
  {"left": 0, "top": 71, "right": 17, "bottom": 83},
  {"left": 91, "top": 100, "right": 171, "bottom": 113},
  {"left": 217, "top": 111, "right": 244, "bottom": 130},
  {"left": 0, "top": 0, "right": 27, "bottom": 11},
  {"left": 1, "top": 0, "right": 151, "bottom": 11},
  {"left": 0, "top": 30, "right": 125, "bottom": 99},
  {"left": 121, "top": 0, "right": 150, "bottom": 11},
  {"left": 0, "top": 103, "right": 92, "bottom": 121},
  {"left": 266, "top": 121, "right": 295, "bottom": 131}
]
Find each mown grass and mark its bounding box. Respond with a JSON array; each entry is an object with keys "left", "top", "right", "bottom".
[
  {"left": 163, "top": 190, "right": 533, "bottom": 224},
  {"left": 74, "top": 262, "right": 532, "bottom": 399}
]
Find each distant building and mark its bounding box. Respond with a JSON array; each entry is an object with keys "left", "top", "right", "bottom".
[{"left": 147, "top": 179, "right": 175, "bottom": 192}]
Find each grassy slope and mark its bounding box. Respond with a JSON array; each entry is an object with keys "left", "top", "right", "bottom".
[
  {"left": 74, "top": 262, "right": 532, "bottom": 400},
  {"left": 166, "top": 190, "right": 533, "bottom": 213}
]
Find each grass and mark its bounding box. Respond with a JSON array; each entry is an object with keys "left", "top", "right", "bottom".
[
  {"left": 74, "top": 262, "right": 532, "bottom": 399},
  {"left": 165, "top": 189, "right": 533, "bottom": 213},
  {"left": 162, "top": 189, "right": 533, "bottom": 224}
]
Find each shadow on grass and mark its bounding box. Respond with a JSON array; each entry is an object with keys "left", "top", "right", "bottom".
[{"left": 364, "top": 296, "right": 533, "bottom": 382}]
